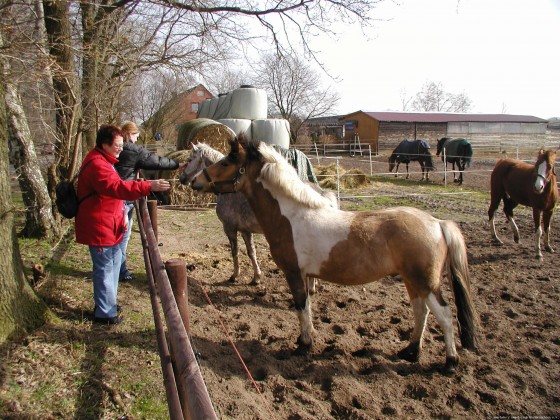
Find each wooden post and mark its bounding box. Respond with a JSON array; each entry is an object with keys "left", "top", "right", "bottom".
[
  {"left": 148, "top": 200, "right": 158, "bottom": 242},
  {"left": 443, "top": 148, "right": 447, "bottom": 187},
  {"left": 165, "top": 259, "right": 190, "bottom": 334}
]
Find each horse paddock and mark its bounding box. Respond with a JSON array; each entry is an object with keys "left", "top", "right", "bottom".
[
  {"left": 4, "top": 151, "right": 558, "bottom": 418},
  {"left": 153, "top": 156, "right": 559, "bottom": 418}
]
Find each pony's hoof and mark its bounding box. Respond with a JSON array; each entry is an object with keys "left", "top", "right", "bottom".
[
  {"left": 443, "top": 356, "right": 459, "bottom": 375},
  {"left": 545, "top": 246, "right": 554, "bottom": 253},
  {"left": 492, "top": 239, "right": 504, "bottom": 246},
  {"left": 250, "top": 278, "right": 261, "bottom": 286},
  {"left": 397, "top": 343, "right": 420, "bottom": 363},
  {"left": 228, "top": 276, "right": 237, "bottom": 283},
  {"left": 513, "top": 236, "right": 520, "bottom": 244},
  {"left": 294, "top": 342, "right": 311, "bottom": 356}
]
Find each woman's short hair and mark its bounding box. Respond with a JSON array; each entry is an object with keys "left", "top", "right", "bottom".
[{"left": 96, "top": 124, "right": 125, "bottom": 148}]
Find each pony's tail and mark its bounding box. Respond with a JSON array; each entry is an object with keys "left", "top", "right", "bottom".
[
  {"left": 440, "top": 220, "right": 480, "bottom": 351},
  {"left": 425, "top": 153, "right": 435, "bottom": 171},
  {"left": 464, "top": 143, "right": 473, "bottom": 168}
]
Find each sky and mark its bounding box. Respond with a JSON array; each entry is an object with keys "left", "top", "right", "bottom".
[{"left": 310, "top": 0, "right": 560, "bottom": 119}]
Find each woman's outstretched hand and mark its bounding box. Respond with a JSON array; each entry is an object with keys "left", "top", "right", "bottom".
[{"left": 150, "top": 179, "right": 171, "bottom": 191}]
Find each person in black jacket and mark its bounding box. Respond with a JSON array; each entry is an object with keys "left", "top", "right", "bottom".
[{"left": 115, "top": 121, "right": 183, "bottom": 281}]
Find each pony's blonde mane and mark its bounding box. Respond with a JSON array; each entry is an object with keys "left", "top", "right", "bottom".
[{"left": 256, "top": 142, "right": 333, "bottom": 209}]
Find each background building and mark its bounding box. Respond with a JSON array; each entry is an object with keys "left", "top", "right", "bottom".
[
  {"left": 143, "top": 84, "right": 214, "bottom": 144},
  {"left": 305, "top": 111, "right": 553, "bottom": 153}
]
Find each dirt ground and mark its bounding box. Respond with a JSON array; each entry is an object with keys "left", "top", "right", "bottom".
[
  {"left": 2, "top": 154, "right": 559, "bottom": 419},
  {"left": 152, "top": 157, "right": 559, "bottom": 419}
]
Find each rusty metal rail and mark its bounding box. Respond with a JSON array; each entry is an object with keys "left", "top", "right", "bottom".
[{"left": 136, "top": 197, "right": 217, "bottom": 420}]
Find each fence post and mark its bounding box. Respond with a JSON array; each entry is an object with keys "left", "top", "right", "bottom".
[
  {"left": 165, "top": 259, "right": 190, "bottom": 334},
  {"left": 148, "top": 200, "right": 159, "bottom": 242},
  {"left": 443, "top": 149, "right": 447, "bottom": 187},
  {"left": 368, "top": 145, "right": 373, "bottom": 176},
  {"left": 335, "top": 158, "right": 340, "bottom": 203}
]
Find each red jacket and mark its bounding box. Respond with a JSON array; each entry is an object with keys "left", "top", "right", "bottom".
[{"left": 75, "top": 147, "right": 152, "bottom": 246}]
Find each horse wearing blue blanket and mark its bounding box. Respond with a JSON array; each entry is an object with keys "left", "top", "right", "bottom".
[{"left": 389, "top": 139, "right": 435, "bottom": 181}]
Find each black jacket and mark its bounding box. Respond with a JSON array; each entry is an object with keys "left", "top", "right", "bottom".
[{"left": 115, "top": 142, "right": 179, "bottom": 181}]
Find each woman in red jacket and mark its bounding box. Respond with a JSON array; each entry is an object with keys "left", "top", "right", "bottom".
[{"left": 76, "top": 124, "right": 170, "bottom": 324}]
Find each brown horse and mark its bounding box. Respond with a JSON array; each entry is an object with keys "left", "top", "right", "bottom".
[
  {"left": 187, "top": 136, "right": 479, "bottom": 372},
  {"left": 488, "top": 149, "right": 559, "bottom": 260}
]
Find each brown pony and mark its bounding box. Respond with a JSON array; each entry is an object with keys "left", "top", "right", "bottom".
[
  {"left": 488, "top": 149, "right": 559, "bottom": 260},
  {"left": 186, "top": 136, "right": 479, "bottom": 372}
]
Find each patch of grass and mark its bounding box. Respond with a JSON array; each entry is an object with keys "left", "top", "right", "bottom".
[{"left": 1, "top": 208, "right": 170, "bottom": 418}]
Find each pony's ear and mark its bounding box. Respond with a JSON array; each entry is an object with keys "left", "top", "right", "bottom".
[
  {"left": 228, "top": 138, "right": 241, "bottom": 159},
  {"left": 191, "top": 142, "right": 199, "bottom": 151},
  {"left": 237, "top": 133, "right": 249, "bottom": 147}
]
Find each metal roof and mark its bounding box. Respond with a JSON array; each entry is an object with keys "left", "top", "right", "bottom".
[{"left": 341, "top": 111, "right": 548, "bottom": 124}]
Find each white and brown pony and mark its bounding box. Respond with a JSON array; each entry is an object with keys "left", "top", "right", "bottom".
[
  {"left": 180, "top": 142, "right": 336, "bottom": 288},
  {"left": 488, "top": 149, "right": 558, "bottom": 260},
  {"left": 187, "top": 136, "right": 479, "bottom": 372}
]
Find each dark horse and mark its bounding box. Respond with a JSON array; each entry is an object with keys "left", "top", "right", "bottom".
[
  {"left": 436, "top": 137, "right": 473, "bottom": 185},
  {"left": 188, "top": 135, "right": 479, "bottom": 372},
  {"left": 488, "top": 149, "right": 558, "bottom": 260},
  {"left": 388, "top": 139, "right": 435, "bottom": 180}
]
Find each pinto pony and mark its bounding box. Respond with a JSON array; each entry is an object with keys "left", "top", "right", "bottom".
[
  {"left": 488, "top": 149, "right": 558, "bottom": 260},
  {"left": 389, "top": 139, "right": 435, "bottom": 181},
  {"left": 180, "top": 142, "right": 336, "bottom": 286},
  {"left": 188, "top": 136, "right": 479, "bottom": 372},
  {"left": 436, "top": 137, "right": 473, "bottom": 185}
]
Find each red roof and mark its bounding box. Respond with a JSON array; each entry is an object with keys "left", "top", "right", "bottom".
[{"left": 342, "top": 111, "right": 548, "bottom": 124}]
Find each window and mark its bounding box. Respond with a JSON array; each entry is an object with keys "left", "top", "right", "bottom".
[
  {"left": 196, "top": 90, "right": 204, "bottom": 97},
  {"left": 191, "top": 102, "right": 199, "bottom": 112}
]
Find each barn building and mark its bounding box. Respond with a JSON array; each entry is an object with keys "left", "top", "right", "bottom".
[{"left": 305, "top": 111, "right": 553, "bottom": 153}]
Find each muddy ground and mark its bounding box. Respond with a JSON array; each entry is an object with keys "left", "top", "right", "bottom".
[
  {"left": 1, "top": 154, "right": 558, "bottom": 419},
  {"left": 153, "top": 156, "right": 559, "bottom": 419}
]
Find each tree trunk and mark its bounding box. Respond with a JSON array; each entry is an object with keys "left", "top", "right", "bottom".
[
  {"left": 81, "top": 0, "right": 99, "bottom": 151},
  {"left": 43, "top": 0, "right": 81, "bottom": 179},
  {"left": 1, "top": 30, "right": 59, "bottom": 238},
  {"left": 0, "top": 62, "right": 51, "bottom": 343}
]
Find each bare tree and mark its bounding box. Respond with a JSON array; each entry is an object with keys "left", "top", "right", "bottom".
[
  {"left": 202, "top": 65, "right": 249, "bottom": 96},
  {"left": 0, "top": 0, "right": 379, "bottom": 332},
  {"left": 412, "top": 81, "right": 472, "bottom": 112},
  {"left": 129, "top": 69, "right": 197, "bottom": 143},
  {"left": 254, "top": 52, "right": 340, "bottom": 142},
  {"left": 0, "top": 55, "right": 51, "bottom": 343},
  {"left": 400, "top": 89, "right": 412, "bottom": 111},
  {"left": 1, "top": 4, "right": 59, "bottom": 237}
]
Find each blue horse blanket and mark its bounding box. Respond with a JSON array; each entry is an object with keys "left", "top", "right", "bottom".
[
  {"left": 273, "top": 145, "right": 318, "bottom": 184},
  {"left": 393, "top": 139, "right": 431, "bottom": 161}
]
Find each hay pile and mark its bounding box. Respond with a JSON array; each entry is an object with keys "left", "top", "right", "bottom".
[
  {"left": 314, "top": 164, "right": 369, "bottom": 190},
  {"left": 156, "top": 150, "right": 213, "bottom": 208},
  {"left": 176, "top": 118, "right": 234, "bottom": 153},
  {"left": 156, "top": 119, "right": 236, "bottom": 207}
]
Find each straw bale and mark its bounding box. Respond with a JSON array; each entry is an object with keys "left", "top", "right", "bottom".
[
  {"left": 314, "top": 164, "right": 369, "bottom": 190},
  {"left": 158, "top": 150, "right": 214, "bottom": 207},
  {"left": 176, "top": 119, "right": 234, "bottom": 153}
]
